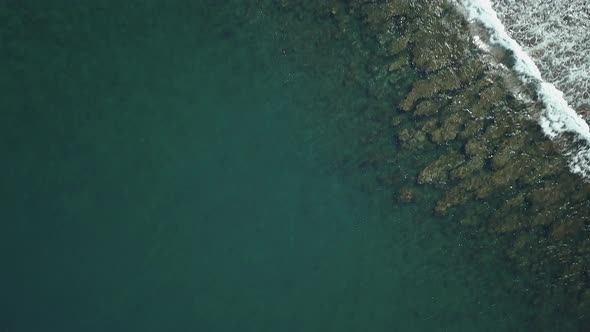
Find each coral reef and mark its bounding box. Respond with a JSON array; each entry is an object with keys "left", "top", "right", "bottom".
[
  {"left": 346, "top": 0, "right": 590, "bottom": 320},
  {"left": 270, "top": 0, "right": 590, "bottom": 324},
  {"left": 396, "top": 186, "right": 415, "bottom": 203}
]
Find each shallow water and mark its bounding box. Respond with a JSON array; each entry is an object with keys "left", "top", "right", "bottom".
[{"left": 0, "top": 1, "right": 584, "bottom": 331}]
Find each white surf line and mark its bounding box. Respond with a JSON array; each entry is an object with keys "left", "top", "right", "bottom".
[
  {"left": 490, "top": 0, "right": 590, "bottom": 109},
  {"left": 455, "top": 0, "right": 590, "bottom": 178}
]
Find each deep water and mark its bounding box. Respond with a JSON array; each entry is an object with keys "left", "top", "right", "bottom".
[{"left": 0, "top": 1, "right": 581, "bottom": 331}]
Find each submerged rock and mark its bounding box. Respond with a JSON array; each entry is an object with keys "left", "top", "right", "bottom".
[
  {"left": 271, "top": 0, "right": 590, "bottom": 323},
  {"left": 396, "top": 186, "right": 415, "bottom": 203},
  {"left": 417, "top": 152, "right": 464, "bottom": 185},
  {"left": 397, "top": 128, "right": 427, "bottom": 149},
  {"left": 400, "top": 70, "right": 462, "bottom": 111},
  {"left": 414, "top": 99, "right": 441, "bottom": 117}
]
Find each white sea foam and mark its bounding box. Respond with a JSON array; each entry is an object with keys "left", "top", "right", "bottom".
[
  {"left": 454, "top": 0, "right": 590, "bottom": 179},
  {"left": 492, "top": 0, "right": 590, "bottom": 107}
]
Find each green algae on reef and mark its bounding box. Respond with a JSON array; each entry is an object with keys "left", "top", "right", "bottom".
[{"left": 272, "top": 0, "right": 590, "bottom": 327}]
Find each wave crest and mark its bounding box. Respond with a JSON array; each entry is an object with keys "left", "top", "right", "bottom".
[{"left": 455, "top": 0, "right": 590, "bottom": 180}]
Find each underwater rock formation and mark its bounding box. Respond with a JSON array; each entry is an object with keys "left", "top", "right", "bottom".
[{"left": 270, "top": 0, "right": 590, "bottom": 323}]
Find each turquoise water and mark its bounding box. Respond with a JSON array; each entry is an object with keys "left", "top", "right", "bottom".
[{"left": 0, "top": 1, "right": 581, "bottom": 331}]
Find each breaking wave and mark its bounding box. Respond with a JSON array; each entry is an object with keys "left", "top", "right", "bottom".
[{"left": 454, "top": 0, "right": 590, "bottom": 179}]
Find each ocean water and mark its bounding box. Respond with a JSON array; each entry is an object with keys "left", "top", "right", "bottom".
[{"left": 0, "top": 1, "right": 586, "bottom": 331}]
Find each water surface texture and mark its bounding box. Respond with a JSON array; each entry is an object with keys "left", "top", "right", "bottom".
[{"left": 0, "top": 1, "right": 586, "bottom": 331}]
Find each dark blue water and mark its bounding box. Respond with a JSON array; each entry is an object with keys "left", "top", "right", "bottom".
[{"left": 0, "top": 1, "right": 576, "bottom": 331}]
